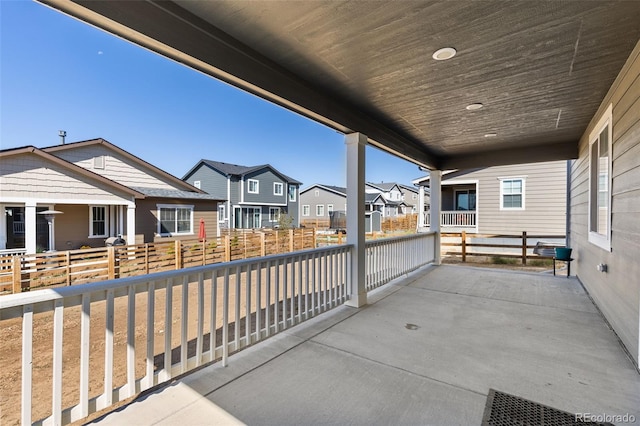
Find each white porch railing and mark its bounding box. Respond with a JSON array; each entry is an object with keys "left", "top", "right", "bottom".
[
  {"left": 365, "top": 232, "right": 436, "bottom": 291},
  {"left": 0, "top": 245, "right": 350, "bottom": 426},
  {"left": 0, "top": 233, "right": 437, "bottom": 425},
  {"left": 423, "top": 211, "right": 477, "bottom": 228}
]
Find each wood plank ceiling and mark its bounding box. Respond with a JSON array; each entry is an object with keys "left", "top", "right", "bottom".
[{"left": 41, "top": 0, "right": 640, "bottom": 170}]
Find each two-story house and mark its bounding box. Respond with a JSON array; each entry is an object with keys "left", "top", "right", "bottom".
[
  {"left": 0, "top": 138, "right": 222, "bottom": 253},
  {"left": 300, "top": 182, "right": 418, "bottom": 225},
  {"left": 367, "top": 182, "right": 422, "bottom": 216},
  {"left": 182, "top": 160, "right": 301, "bottom": 229}
]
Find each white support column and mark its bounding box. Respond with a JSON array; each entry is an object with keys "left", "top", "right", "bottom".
[
  {"left": 418, "top": 185, "right": 426, "bottom": 229},
  {"left": 345, "top": 133, "right": 367, "bottom": 308},
  {"left": 429, "top": 171, "right": 442, "bottom": 265},
  {"left": 126, "top": 205, "right": 135, "bottom": 245},
  {"left": 0, "top": 205, "right": 6, "bottom": 250},
  {"left": 118, "top": 206, "right": 125, "bottom": 237},
  {"left": 25, "top": 202, "right": 37, "bottom": 254},
  {"left": 109, "top": 205, "right": 116, "bottom": 237}
]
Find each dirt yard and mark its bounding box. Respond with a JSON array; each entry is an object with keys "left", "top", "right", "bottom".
[{"left": 0, "top": 265, "right": 327, "bottom": 425}]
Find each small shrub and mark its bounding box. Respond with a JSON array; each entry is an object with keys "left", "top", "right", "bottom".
[{"left": 491, "top": 256, "right": 517, "bottom": 265}]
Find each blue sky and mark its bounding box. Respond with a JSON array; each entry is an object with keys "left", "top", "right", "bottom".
[{"left": 0, "top": 0, "right": 425, "bottom": 188}]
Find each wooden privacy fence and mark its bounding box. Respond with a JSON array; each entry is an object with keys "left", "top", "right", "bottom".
[
  {"left": 382, "top": 214, "right": 418, "bottom": 232},
  {"left": 0, "top": 228, "right": 316, "bottom": 294},
  {"left": 442, "top": 231, "right": 566, "bottom": 264}
]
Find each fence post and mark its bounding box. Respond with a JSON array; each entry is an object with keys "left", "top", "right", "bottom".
[
  {"left": 175, "top": 240, "right": 182, "bottom": 270},
  {"left": 202, "top": 238, "right": 206, "bottom": 266},
  {"left": 224, "top": 235, "right": 231, "bottom": 262},
  {"left": 312, "top": 228, "right": 317, "bottom": 248},
  {"left": 461, "top": 231, "right": 467, "bottom": 262},
  {"left": 522, "top": 231, "right": 527, "bottom": 265},
  {"left": 66, "top": 251, "right": 71, "bottom": 286},
  {"left": 108, "top": 246, "right": 116, "bottom": 279},
  {"left": 145, "top": 244, "right": 149, "bottom": 275},
  {"left": 260, "top": 232, "right": 266, "bottom": 257},
  {"left": 12, "top": 256, "right": 22, "bottom": 294}
]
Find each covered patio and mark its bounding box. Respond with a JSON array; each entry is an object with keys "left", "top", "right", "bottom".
[
  {"left": 93, "top": 265, "right": 640, "bottom": 425},
  {"left": 4, "top": 1, "right": 639, "bottom": 424}
]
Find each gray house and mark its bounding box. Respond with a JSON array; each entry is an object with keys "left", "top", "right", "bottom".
[
  {"left": 183, "top": 160, "right": 301, "bottom": 229},
  {"left": 300, "top": 183, "right": 413, "bottom": 224},
  {"left": 368, "top": 182, "right": 422, "bottom": 215}
]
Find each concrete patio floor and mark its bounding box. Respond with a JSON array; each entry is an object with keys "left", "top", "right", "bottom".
[{"left": 93, "top": 265, "right": 640, "bottom": 425}]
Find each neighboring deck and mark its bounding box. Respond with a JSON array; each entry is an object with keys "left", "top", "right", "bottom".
[{"left": 93, "top": 265, "right": 640, "bottom": 425}]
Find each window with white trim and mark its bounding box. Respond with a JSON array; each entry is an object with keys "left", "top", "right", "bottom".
[
  {"left": 269, "top": 207, "right": 280, "bottom": 222},
  {"left": 89, "top": 206, "right": 107, "bottom": 237},
  {"left": 288, "top": 185, "right": 296, "bottom": 202},
  {"left": 218, "top": 204, "right": 226, "bottom": 222},
  {"left": 327, "top": 204, "right": 334, "bottom": 213},
  {"left": 193, "top": 180, "right": 201, "bottom": 189},
  {"left": 248, "top": 179, "right": 259, "bottom": 194},
  {"left": 500, "top": 178, "right": 525, "bottom": 209},
  {"left": 588, "top": 104, "right": 612, "bottom": 251},
  {"left": 274, "top": 182, "right": 284, "bottom": 196},
  {"left": 158, "top": 204, "right": 193, "bottom": 236},
  {"left": 302, "top": 205, "right": 310, "bottom": 216},
  {"left": 316, "top": 205, "right": 324, "bottom": 216},
  {"left": 314, "top": 190, "right": 319, "bottom": 197}
]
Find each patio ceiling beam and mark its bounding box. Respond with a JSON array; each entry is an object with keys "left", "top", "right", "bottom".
[
  {"left": 440, "top": 140, "right": 578, "bottom": 170},
  {"left": 40, "top": 0, "right": 439, "bottom": 169}
]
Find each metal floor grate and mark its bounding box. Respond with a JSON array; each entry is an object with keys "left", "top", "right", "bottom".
[{"left": 481, "top": 389, "right": 613, "bottom": 426}]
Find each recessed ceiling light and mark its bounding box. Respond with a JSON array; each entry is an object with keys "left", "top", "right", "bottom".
[
  {"left": 466, "top": 103, "right": 484, "bottom": 111},
  {"left": 432, "top": 47, "right": 457, "bottom": 61},
  {"left": 484, "top": 133, "right": 497, "bottom": 138}
]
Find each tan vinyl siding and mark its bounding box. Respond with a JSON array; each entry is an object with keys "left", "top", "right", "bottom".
[
  {"left": 570, "top": 40, "right": 640, "bottom": 364},
  {"left": 52, "top": 145, "right": 179, "bottom": 190},
  {"left": 445, "top": 161, "right": 567, "bottom": 235},
  {"left": 0, "top": 153, "right": 132, "bottom": 203}
]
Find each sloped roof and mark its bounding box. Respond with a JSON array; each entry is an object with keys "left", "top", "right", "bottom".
[
  {"left": 42, "top": 138, "right": 205, "bottom": 193},
  {"left": 187, "top": 159, "right": 302, "bottom": 185},
  {"left": 300, "top": 184, "right": 346, "bottom": 196},
  {"left": 0, "top": 145, "right": 145, "bottom": 199},
  {"left": 130, "top": 187, "right": 222, "bottom": 200}
]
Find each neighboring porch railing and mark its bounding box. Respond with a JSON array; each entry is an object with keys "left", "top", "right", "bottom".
[
  {"left": 422, "top": 211, "right": 477, "bottom": 228},
  {"left": 0, "top": 233, "right": 437, "bottom": 425}
]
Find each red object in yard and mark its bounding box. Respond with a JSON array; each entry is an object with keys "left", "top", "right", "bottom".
[{"left": 198, "top": 218, "right": 206, "bottom": 240}]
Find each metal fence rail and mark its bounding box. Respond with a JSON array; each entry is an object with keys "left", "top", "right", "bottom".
[
  {"left": 365, "top": 232, "right": 436, "bottom": 291},
  {"left": 0, "top": 245, "right": 351, "bottom": 426}
]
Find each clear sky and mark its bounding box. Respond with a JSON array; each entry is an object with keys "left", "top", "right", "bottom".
[{"left": 0, "top": 0, "right": 426, "bottom": 189}]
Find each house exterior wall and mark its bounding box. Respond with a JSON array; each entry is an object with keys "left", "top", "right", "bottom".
[
  {"left": 399, "top": 187, "right": 420, "bottom": 213},
  {"left": 300, "top": 187, "right": 347, "bottom": 220},
  {"left": 135, "top": 198, "right": 218, "bottom": 244},
  {"left": 0, "top": 153, "right": 133, "bottom": 203},
  {"left": 570, "top": 41, "right": 640, "bottom": 365},
  {"left": 184, "top": 165, "right": 228, "bottom": 199},
  {"left": 241, "top": 169, "right": 289, "bottom": 205},
  {"left": 444, "top": 161, "right": 567, "bottom": 235},
  {"left": 52, "top": 144, "right": 179, "bottom": 190}
]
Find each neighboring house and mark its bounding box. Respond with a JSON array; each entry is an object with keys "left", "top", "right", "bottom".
[
  {"left": 367, "top": 182, "right": 422, "bottom": 215},
  {"left": 300, "top": 183, "right": 417, "bottom": 223},
  {"left": 413, "top": 160, "right": 567, "bottom": 234},
  {"left": 0, "top": 138, "right": 223, "bottom": 253},
  {"left": 299, "top": 185, "right": 348, "bottom": 223},
  {"left": 182, "top": 160, "right": 301, "bottom": 229}
]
